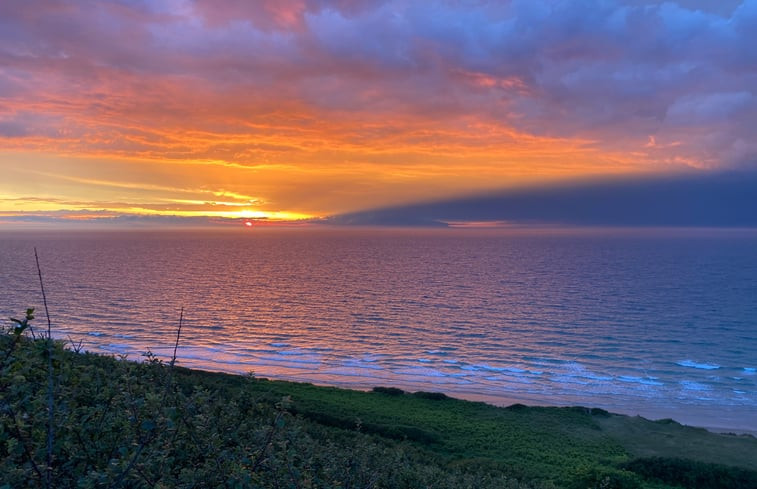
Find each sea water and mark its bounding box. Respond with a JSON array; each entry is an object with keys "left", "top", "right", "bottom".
[{"left": 1, "top": 227, "right": 755, "bottom": 432}]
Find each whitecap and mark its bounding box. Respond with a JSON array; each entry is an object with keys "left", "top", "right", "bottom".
[
  {"left": 392, "top": 366, "right": 449, "bottom": 378},
  {"left": 575, "top": 372, "right": 613, "bottom": 382},
  {"left": 679, "top": 380, "right": 710, "bottom": 391},
  {"left": 255, "top": 355, "right": 322, "bottom": 366},
  {"left": 676, "top": 360, "right": 720, "bottom": 370},
  {"left": 618, "top": 376, "right": 663, "bottom": 386},
  {"left": 549, "top": 376, "right": 590, "bottom": 386},
  {"left": 343, "top": 359, "right": 383, "bottom": 371},
  {"left": 460, "top": 363, "right": 527, "bottom": 374}
]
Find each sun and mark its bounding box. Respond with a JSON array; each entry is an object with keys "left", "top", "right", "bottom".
[{"left": 244, "top": 221, "right": 253, "bottom": 228}]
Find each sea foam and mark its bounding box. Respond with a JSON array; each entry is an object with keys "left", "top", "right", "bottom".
[{"left": 676, "top": 360, "right": 720, "bottom": 370}]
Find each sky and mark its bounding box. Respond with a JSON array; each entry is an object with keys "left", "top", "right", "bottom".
[{"left": 1, "top": 0, "right": 756, "bottom": 227}]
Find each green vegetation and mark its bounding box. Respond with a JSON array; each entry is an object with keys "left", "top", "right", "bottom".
[
  {"left": 2, "top": 312, "right": 756, "bottom": 488},
  {"left": 621, "top": 457, "right": 757, "bottom": 489}
]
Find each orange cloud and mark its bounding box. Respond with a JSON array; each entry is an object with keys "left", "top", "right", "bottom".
[{"left": 2, "top": 0, "right": 752, "bottom": 226}]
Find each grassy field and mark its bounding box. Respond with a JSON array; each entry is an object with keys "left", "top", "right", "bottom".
[{"left": 2, "top": 320, "right": 756, "bottom": 488}]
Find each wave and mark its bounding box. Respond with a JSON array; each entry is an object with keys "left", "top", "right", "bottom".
[
  {"left": 460, "top": 363, "right": 527, "bottom": 374},
  {"left": 342, "top": 359, "right": 384, "bottom": 371},
  {"left": 617, "top": 376, "right": 663, "bottom": 386},
  {"left": 255, "top": 354, "right": 322, "bottom": 366},
  {"left": 676, "top": 360, "right": 720, "bottom": 370},
  {"left": 679, "top": 380, "right": 710, "bottom": 391}
]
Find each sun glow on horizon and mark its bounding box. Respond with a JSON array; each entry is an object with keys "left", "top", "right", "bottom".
[{"left": 1, "top": 1, "right": 754, "bottom": 227}]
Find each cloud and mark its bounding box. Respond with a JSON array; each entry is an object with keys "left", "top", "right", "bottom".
[
  {"left": 0, "top": 208, "right": 320, "bottom": 229},
  {"left": 0, "top": 210, "right": 241, "bottom": 229},
  {"left": 1, "top": 0, "right": 756, "bottom": 218},
  {"left": 328, "top": 170, "right": 757, "bottom": 227},
  {"left": 190, "top": 0, "right": 387, "bottom": 31}
]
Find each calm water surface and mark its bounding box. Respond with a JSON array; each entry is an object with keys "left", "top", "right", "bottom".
[{"left": 1, "top": 228, "right": 756, "bottom": 432}]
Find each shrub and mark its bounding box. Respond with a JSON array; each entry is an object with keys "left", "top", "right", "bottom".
[
  {"left": 412, "top": 391, "right": 450, "bottom": 401},
  {"left": 507, "top": 403, "right": 529, "bottom": 411},
  {"left": 567, "top": 466, "right": 642, "bottom": 489},
  {"left": 2, "top": 322, "right": 524, "bottom": 488},
  {"left": 372, "top": 386, "right": 405, "bottom": 396},
  {"left": 622, "top": 456, "right": 757, "bottom": 489}
]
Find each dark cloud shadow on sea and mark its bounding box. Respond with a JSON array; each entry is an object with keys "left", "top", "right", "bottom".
[{"left": 326, "top": 171, "right": 757, "bottom": 228}]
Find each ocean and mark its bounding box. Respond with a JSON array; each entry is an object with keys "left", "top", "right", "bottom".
[{"left": 1, "top": 227, "right": 756, "bottom": 432}]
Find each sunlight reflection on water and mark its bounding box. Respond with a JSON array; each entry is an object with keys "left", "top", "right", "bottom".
[{"left": 1, "top": 227, "right": 756, "bottom": 431}]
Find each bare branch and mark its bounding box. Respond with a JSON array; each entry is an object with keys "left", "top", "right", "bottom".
[
  {"left": 34, "top": 247, "right": 54, "bottom": 488},
  {"left": 170, "top": 307, "right": 184, "bottom": 368},
  {"left": 34, "top": 248, "right": 52, "bottom": 340}
]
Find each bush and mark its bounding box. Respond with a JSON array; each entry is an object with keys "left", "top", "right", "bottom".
[
  {"left": 372, "top": 386, "right": 405, "bottom": 396},
  {"left": 567, "top": 466, "right": 642, "bottom": 489},
  {"left": 590, "top": 408, "right": 610, "bottom": 417},
  {"left": 507, "top": 403, "right": 529, "bottom": 411},
  {"left": 622, "top": 456, "right": 757, "bottom": 489},
  {"left": 1, "top": 322, "right": 522, "bottom": 488},
  {"left": 412, "top": 391, "right": 450, "bottom": 401}
]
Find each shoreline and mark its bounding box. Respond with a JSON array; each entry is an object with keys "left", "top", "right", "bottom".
[
  {"left": 57, "top": 338, "right": 757, "bottom": 437},
  {"left": 173, "top": 360, "right": 757, "bottom": 438},
  {"left": 443, "top": 390, "right": 757, "bottom": 438},
  {"left": 5, "top": 332, "right": 757, "bottom": 488}
]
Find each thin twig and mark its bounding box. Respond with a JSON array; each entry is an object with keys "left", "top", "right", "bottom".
[
  {"left": 134, "top": 464, "right": 157, "bottom": 487},
  {"left": 156, "top": 309, "right": 185, "bottom": 481},
  {"left": 110, "top": 439, "right": 146, "bottom": 488},
  {"left": 287, "top": 456, "right": 302, "bottom": 489},
  {"left": 170, "top": 307, "right": 184, "bottom": 368},
  {"left": 67, "top": 335, "right": 83, "bottom": 354},
  {"left": 1, "top": 335, "right": 22, "bottom": 370},
  {"left": 27, "top": 314, "right": 37, "bottom": 341},
  {"left": 34, "top": 247, "right": 54, "bottom": 488},
  {"left": 34, "top": 248, "right": 52, "bottom": 340},
  {"left": 4, "top": 403, "right": 46, "bottom": 484},
  {"left": 162, "top": 307, "right": 184, "bottom": 404},
  {"left": 250, "top": 409, "right": 284, "bottom": 473}
]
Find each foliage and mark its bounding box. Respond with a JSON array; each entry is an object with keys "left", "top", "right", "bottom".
[
  {"left": 622, "top": 457, "right": 757, "bottom": 489},
  {"left": 371, "top": 386, "right": 405, "bottom": 396},
  {"left": 3, "top": 310, "right": 756, "bottom": 489},
  {"left": 566, "top": 466, "right": 643, "bottom": 489},
  {"left": 411, "top": 391, "right": 450, "bottom": 401},
  {"left": 1, "top": 315, "right": 538, "bottom": 489}
]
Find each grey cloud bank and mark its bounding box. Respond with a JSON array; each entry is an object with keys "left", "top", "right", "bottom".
[{"left": 328, "top": 171, "right": 757, "bottom": 227}]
